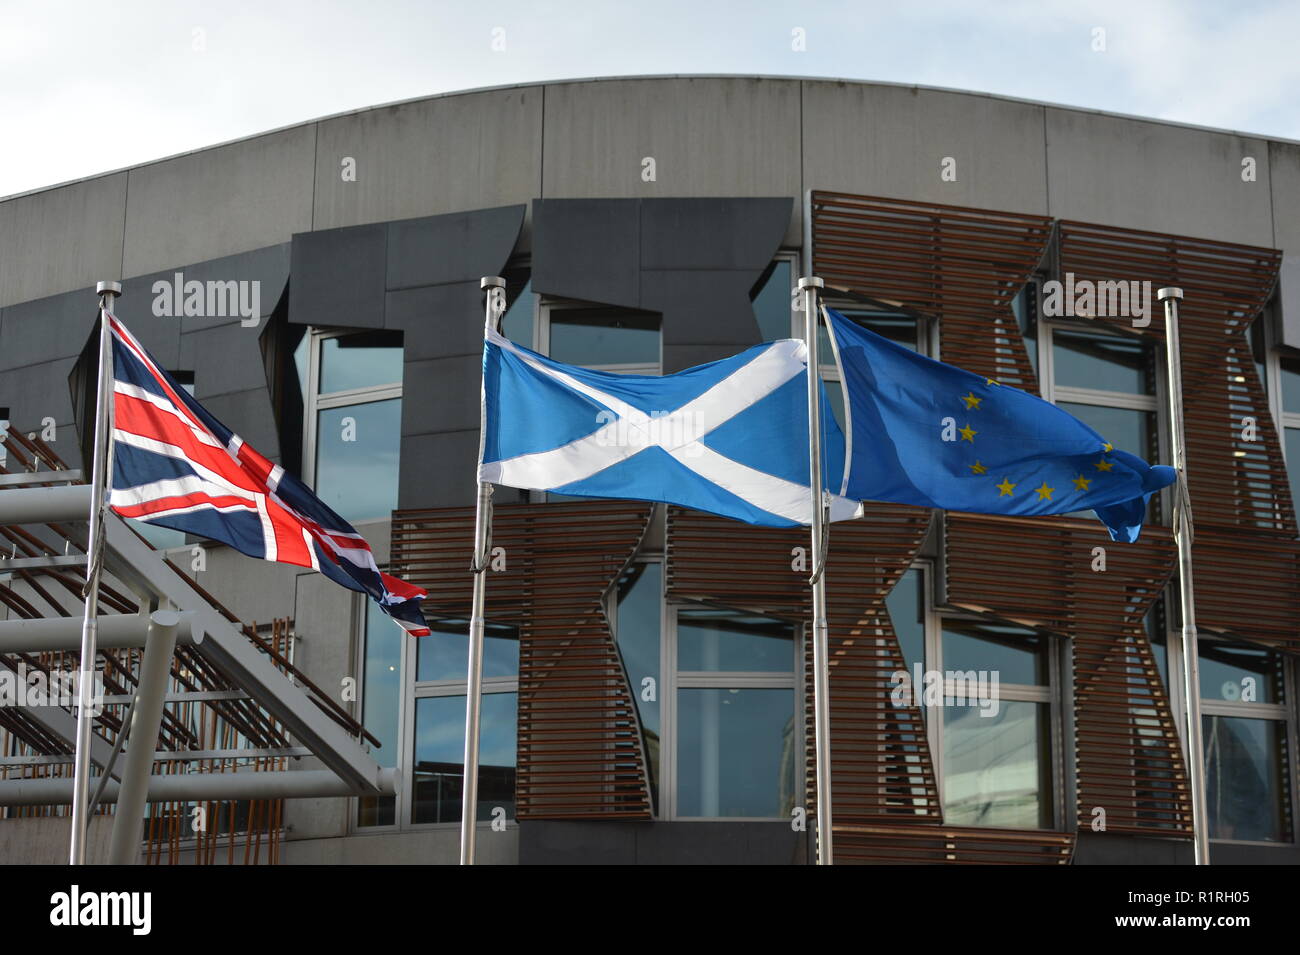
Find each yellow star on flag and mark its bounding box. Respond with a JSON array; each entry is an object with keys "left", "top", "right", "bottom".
[
  {"left": 959, "top": 423, "right": 977, "bottom": 443},
  {"left": 1034, "top": 482, "right": 1055, "bottom": 501},
  {"left": 996, "top": 478, "right": 1016, "bottom": 497},
  {"left": 1072, "top": 474, "right": 1092, "bottom": 492},
  {"left": 961, "top": 392, "right": 982, "bottom": 410},
  {"left": 969, "top": 460, "right": 987, "bottom": 475},
  {"left": 986, "top": 378, "right": 1001, "bottom": 387},
  {"left": 1103, "top": 442, "right": 1113, "bottom": 452},
  {"left": 1094, "top": 457, "right": 1115, "bottom": 472}
]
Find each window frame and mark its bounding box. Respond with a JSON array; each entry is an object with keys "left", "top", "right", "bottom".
[
  {"left": 1161, "top": 624, "right": 1299, "bottom": 846},
  {"left": 914, "top": 560, "right": 1068, "bottom": 831},
  {"left": 300, "top": 327, "right": 403, "bottom": 501},
  {"left": 538, "top": 298, "right": 663, "bottom": 376}
]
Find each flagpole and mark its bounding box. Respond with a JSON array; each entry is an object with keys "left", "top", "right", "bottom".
[
  {"left": 69, "top": 279, "right": 120, "bottom": 865},
  {"left": 1158, "top": 286, "right": 1209, "bottom": 865},
  {"left": 799, "top": 275, "right": 834, "bottom": 865},
  {"left": 461, "top": 276, "right": 506, "bottom": 865}
]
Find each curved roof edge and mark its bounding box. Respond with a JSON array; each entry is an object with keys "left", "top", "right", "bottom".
[{"left": 5, "top": 72, "right": 1298, "bottom": 204}]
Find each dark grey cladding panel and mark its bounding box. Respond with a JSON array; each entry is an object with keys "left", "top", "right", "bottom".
[
  {"left": 288, "top": 223, "right": 387, "bottom": 330},
  {"left": 639, "top": 197, "right": 792, "bottom": 271},
  {"left": 1072, "top": 832, "right": 1193, "bottom": 865},
  {"left": 0, "top": 356, "right": 77, "bottom": 437},
  {"left": 1280, "top": 254, "right": 1300, "bottom": 349},
  {"left": 180, "top": 322, "right": 270, "bottom": 400},
  {"left": 0, "top": 287, "right": 97, "bottom": 372},
  {"left": 531, "top": 197, "right": 793, "bottom": 369},
  {"left": 401, "top": 354, "right": 483, "bottom": 437},
  {"left": 532, "top": 199, "right": 640, "bottom": 308},
  {"left": 386, "top": 283, "right": 485, "bottom": 361},
  {"left": 199, "top": 389, "right": 281, "bottom": 461},
  {"left": 663, "top": 343, "right": 755, "bottom": 372},
  {"left": 120, "top": 244, "right": 290, "bottom": 336},
  {"left": 640, "top": 269, "right": 764, "bottom": 353},
  {"left": 518, "top": 820, "right": 807, "bottom": 865},
  {"left": 385, "top": 206, "right": 525, "bottom": 291},
  {"left": 399, "top": 429, "right": 480, "bottom": 509}
]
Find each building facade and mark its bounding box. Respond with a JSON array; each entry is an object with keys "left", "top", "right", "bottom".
[{"left": 1, "top": 76, "right": 1298, "bottom": 864}]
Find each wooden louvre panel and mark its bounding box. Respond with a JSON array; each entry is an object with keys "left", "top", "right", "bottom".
[
  {"left": 945, "top": 514, "right": 1190, "bottom": 836},
  {"left": 391, "top": 501, "right": 654, "bottom": 819},
  {"left": 811, "top": 190, "right": 1052, "bottom": 393},
  {"left": 666, "top": 503, "right": 941, "bottom": 824},
  {"left": 1057, "top": 220, "right": 1289, "bottom": 536}
]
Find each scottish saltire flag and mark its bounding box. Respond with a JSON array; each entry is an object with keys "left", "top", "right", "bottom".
[
  {"left": 106, "top": 316, "right": 431, "bottom": 636},
  {"left": 479, "top": 328, "right": 861, "bottom": 527},
  {"left": 824, "top": 308, "right": 1176, "bottom": 542}
]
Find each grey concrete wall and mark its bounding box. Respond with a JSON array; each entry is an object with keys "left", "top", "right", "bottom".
[{"left": 4, "top": 76, "right": 1296, "bottom": 313}]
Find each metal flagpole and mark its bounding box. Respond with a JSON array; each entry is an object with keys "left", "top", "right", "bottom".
[
  {"left": 69, "top": 279, "right": 121, "bottom": 865},
  {"left": 1158, "top": 286, "right": 1209, "bottom": 865},
  {"left": 799, "top": 275, "right": 834, "bottom": 865},
  {"left": 460, "top": 276, "right": 506, "bottom": 865}
]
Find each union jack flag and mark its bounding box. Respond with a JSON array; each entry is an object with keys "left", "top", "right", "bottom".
[{"left": 107, "top": 315, "right": 431, "bottom": 636}]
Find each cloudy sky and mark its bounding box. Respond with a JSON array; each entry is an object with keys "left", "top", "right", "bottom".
[{"left": 2, "top": 0, "right": 1297, "bottom": 198}]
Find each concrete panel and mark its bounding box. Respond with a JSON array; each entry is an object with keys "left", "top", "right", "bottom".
[
  {"left": 801, "top": 82, "right": 1049, "bottom": 215},
  {"left": 0, "top": 814, "right": 114, "bottom": 864},
  {"left": 1046, "top": 107, "right": 1273, "bottom": 245},
  {"left": 0, "top": 356, "right": 77, "bottom": 435},
  {"left": 122, "top": 126, "right": 316, "bottom": 278},
  {"left": 0, "top": 173, "right": 128, "bottom": 308},
  {"left": 180, "top": 323, "right": 270, "bottom": 400},
  {"left": 399, "top": 429, "right": 479, "bottom": 509},
  {"left": 0, "top": 288, "right": 96, "bottom": 372},
  {"left": 199, "top": 388, "right": 281, "bottom": 460},
  {"left": 533, "top": 199, "right": 640, "bottom": 307},
  {"left": 402, "top": 354, "right": 483, "bottom": 436},
  {"left": 543, "top": 78, "right": 803, "bottom": 244},
  {"left": 385, "top": 205, "right": 523, "bottom": 291},
  {"left": 183, "top": 543, "right": 302, "bottom": 626},
  {"left": 312, "top": 89, "right": 542, "bottom": 232},
  {"left": 281, "top": 824, "right": 518, "bottom": 864},
  {"left": 1268, "top": 141, "right": 1300, "bottom": 348},
  {"left": 387, "top": 283, "right": 484, "bottom": 361},
  {"left": 289, "top": 223, "right": 387, "bottom": 330}
]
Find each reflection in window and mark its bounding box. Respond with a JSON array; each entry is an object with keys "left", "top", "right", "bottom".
[
  {"left": 417, "top": 620, "right": 519, "bottom": 683},
  {"left": 942, "top": 620, "right": 1046, "bottom": 686},
  {"left": 1280, "top": 355, "right": 1300, "bottom": 415},
  {"left": 549, "top": 308, "right": 660, "bottom": 369},
  {"left": 887, "top": 566, "right": 925, "bottom": 674},
  {"left": 616, "top": 562, "right": 662, "bottom": 809},
  {"left": 315, "top": 398, "right": 401, "bottom": 523},
  {"left": 1051, "top": 326, "right": 1156, "bottom": 395},
  {"left": 943, "top": 701, "right": 1053, "bottom": 829},
  {"left": 359, "top": 599, "right": 402, "bottom": 827},
  {"left": 319, "top": 331, "right": 404, "bottom": 394},
  {"left": 677, "top": 688, "right": 796, "bottom": 818},
  {"left": 1286, "top": 428, "right": 1300, "bottom": 519},
  {"left": 1203, "top": 715, "right": 1289, "bottom": 842},
  {"left": 1199, "top": 641, "right": 1284, "bottom": 704},
  {"left": 412, "top": 693, "right": 518, "bottom": 824},
  {"left": 1057, "top": 401, "right": 1157, "bottom": 462},
  {"left": 751, "top": 260, "right": 793, "bottom": 342},
  {"left": 677, "top": 609, "right": 794, "bottom": 673}
]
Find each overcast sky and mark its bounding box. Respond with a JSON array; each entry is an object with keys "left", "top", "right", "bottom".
[{"left": 2, "top": 0, "right": 1298, "bottom": 198}]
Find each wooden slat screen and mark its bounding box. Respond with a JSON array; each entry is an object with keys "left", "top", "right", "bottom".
[
  {"left": 666, "top": 504, "right": 940, "bottom": 824},
  {"left": 391, "top": 501, "right": 654, "bottom": 818},
  {"left": 812, "top": 190, "right": 1053, "bottom": 393}
]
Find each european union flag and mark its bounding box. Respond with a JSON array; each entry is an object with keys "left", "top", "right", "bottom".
[{"left": 825, "top": 307, "right": 1176, "bottom": 542}]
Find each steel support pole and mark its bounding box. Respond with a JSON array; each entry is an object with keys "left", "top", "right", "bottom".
[
  {"left": 69, "top": 280, "right": 120, "bottom": 866},
  {"left": 460, "top": 276, "right": 506, "bottom": 866},
  {"left": 1159, "top": 286, "right": 1210, "bottom": 865},
  {"left": 800, "top": 275, "right": 833, "bottom": 865},
  {"left": 107, "top": 610, "right": 181, "bottom": 864}
]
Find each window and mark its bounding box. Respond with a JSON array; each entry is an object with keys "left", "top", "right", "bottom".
[
  {"left": 902, "top": 564, "right": 1063, "bottom": 830},
  {"left": 297, "top": 329, "right": 403, "bottom": 525},
  {"left": 540, "top": 302, "right": 661, "bottom": 375},
  {"left": 611, "top": 553, "right": 800, "bottom": 820},
  {"left": 353, "top": 601, "right": 520, "bottom": 831},
  {"left": 1039, "top": 319, "right": 1162, "bottom": 520},
  {"left": 1149, "top": 605, "right": 1297, "bottom": 844}
]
